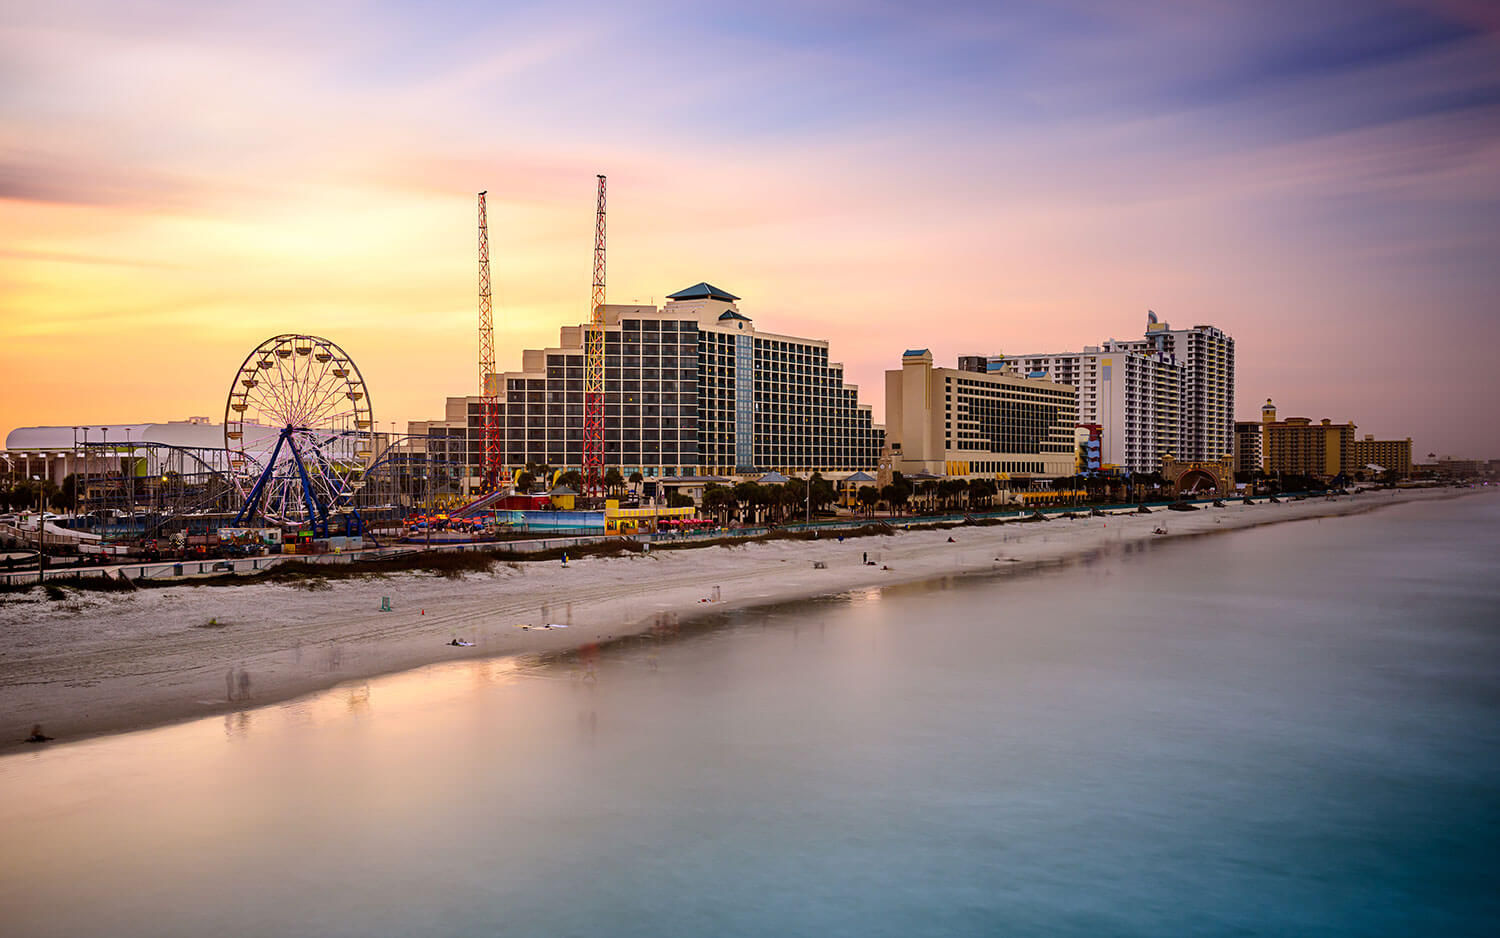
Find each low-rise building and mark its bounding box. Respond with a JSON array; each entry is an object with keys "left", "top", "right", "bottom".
[{"left": 885, "top": 349, "right": 1077, "bottom": 483}]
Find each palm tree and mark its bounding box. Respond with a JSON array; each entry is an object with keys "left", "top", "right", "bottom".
[
  {"left": 604, "top": 467, "right": 625, "bottom": 497},
  {"left": 732, "top": 481, "right": 762, "bottom": 524},
  {"left": 627, "top": 470, "right": 643, "bottom": 498},
  {"left": 703, "top": 484, "right": 733, "bottom": 524},
  {"left": 857, "top": 485, "right": 879, "bottom": 516},
  {"left": 890, "top": 480, "right": 911, "bottom": 516}
]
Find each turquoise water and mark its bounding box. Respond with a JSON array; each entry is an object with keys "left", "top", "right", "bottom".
[{"left": 2, "top": 495, "right": 1498, "bottom": 936}]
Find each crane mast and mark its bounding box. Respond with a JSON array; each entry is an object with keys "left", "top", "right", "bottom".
[
  {"left": 478, "top": 191, "right": 500, "bottom": 490},
  {"left": 582, "top": 175, "right": 607, "bottom": 498}
]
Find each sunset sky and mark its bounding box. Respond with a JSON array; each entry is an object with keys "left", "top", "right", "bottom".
[{"left": 3, "top": 0, "right": 1497, "bottom": 458}]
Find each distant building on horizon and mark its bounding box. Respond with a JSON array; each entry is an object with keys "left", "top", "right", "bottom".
[
  {"left": 885, "top": 349, "right": 1077, "bottom": 484},
  {"left": 1260, "top": 399, "right": 1355, "bottom": 478},
  {"left": 1, "top": 418, "right": 238, "bottom": 487},
  {"left": 1418, "top": 456, "right": 1485, "bottom": 478}
]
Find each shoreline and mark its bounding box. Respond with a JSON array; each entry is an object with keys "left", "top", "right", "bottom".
[{"left": 0, "top": 488, "right": 1487, "bottom": 754}]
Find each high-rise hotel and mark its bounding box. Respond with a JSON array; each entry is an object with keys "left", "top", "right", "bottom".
[
  {"left": 408, "top": 283, "right": 883, "bottom": 481},
  {"left": 982, "top": 343, "right": 1180, "bottom": 474},
  {"left": 984, "top": 312, "right": 1234, "bottom": 474},
  {"left": 1120, "top": 314, "right": 1235, "bottom": 463}
]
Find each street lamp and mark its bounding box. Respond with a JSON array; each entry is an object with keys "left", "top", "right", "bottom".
[
  {"left": 124, "top": 427, "right": 134, "bottom": 529},
  {"left": 31, "top": 474, "right": 45, "bottom": 560}
]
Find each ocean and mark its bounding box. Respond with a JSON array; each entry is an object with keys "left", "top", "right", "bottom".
[{"left": 2, "top": 494, "right": 1497, "bottom": 936}]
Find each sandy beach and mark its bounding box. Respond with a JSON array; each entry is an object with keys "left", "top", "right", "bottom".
[{"left": 0, "top": 488, "right": 1483, "bottom": 751}]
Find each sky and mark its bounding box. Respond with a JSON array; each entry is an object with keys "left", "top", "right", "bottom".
[{"left": 2, "top": 0, "right": 1497, "bottom": 458}]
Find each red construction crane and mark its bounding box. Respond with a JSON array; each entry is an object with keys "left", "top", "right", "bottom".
[
  {"left": 477, "top": 191, "right": 501, "bottom": 489},
  {"left": 582, "top": 175, "right": 606, "bottom": 498}
]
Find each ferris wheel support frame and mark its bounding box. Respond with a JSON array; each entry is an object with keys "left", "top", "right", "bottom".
[
  {"left": 224, "top": 333, "right": 373, "bottom": 537},
  {"left": 231, "top": 426, "right": 364, "bottom": 537}
]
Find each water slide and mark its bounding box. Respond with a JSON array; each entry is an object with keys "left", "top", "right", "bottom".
[{"left": 450, "top": 488, "right": 510, "bottom": 519}]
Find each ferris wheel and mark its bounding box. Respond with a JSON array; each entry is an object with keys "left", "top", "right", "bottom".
[{"left": 224, "top": 334, "right": 373, "bottom": 535}]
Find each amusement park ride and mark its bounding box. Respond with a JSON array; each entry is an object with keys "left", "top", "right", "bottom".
[
  {"left": 68, "top": 177, "right": 613, "bottom": 547},
  {"left": 224, "top": 334, "right": 373, "bottom": 536}
]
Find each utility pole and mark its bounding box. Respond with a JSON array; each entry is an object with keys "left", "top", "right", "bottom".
[{"left": 126, "top": 427, "right": 135, "bottom": 532}]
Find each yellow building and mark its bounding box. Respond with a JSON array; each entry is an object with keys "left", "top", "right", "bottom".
[
  {"left": 603, "top": 499, "right": 695, "bottom": 535},
  {"left": 1350, "top": 435, "right": 1412, "bottom": 478},
  {"left": 1260, "top": 400, "right": 1355, "bottom": 478}
]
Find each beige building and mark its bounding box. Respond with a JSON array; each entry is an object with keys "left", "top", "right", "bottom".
[
  {"left": 885, "top": 349, "right": 1077, "bottom": 481},
  {"left": 1260, "top": 400, "right": 1355, "bottom": 478},
  {"left": 1351, "top": 435, "right": 1412, "bottom": 478}
]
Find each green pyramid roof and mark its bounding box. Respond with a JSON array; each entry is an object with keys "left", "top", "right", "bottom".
[{"left": 667, "top": 282, "right": 740, "bottom": 301}]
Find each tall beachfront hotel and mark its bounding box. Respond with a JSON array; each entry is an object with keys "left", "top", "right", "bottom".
[
  {"left": 1121, "top": 314, "right": 1236, "bottom": 463},
  {"left": 979, "top": 343, "right": 1180, "bottom": 474},
  {"left": 408, "top": 284, "right": 883, "bottom": 481},
  {"left": 985, "top": 312, "right": 1235, "bottom": 473}
]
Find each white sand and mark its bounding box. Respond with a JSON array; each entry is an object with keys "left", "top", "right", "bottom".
[{"left": 0, "top": 488, "right": 1479, "bottom": 749}]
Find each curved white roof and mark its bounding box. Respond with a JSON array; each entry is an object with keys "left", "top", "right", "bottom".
[{"left": 6, "top": 419, "right": 234, "bottom": 451}]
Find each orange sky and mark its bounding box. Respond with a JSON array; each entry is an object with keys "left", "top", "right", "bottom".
[{"left": 3, "top": 1, "right": 1497, "bottom": 458}]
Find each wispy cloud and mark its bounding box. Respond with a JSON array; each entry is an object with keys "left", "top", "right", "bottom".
[{"left": 1, "top": 0, "right": 1497, "bottom": 456}]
